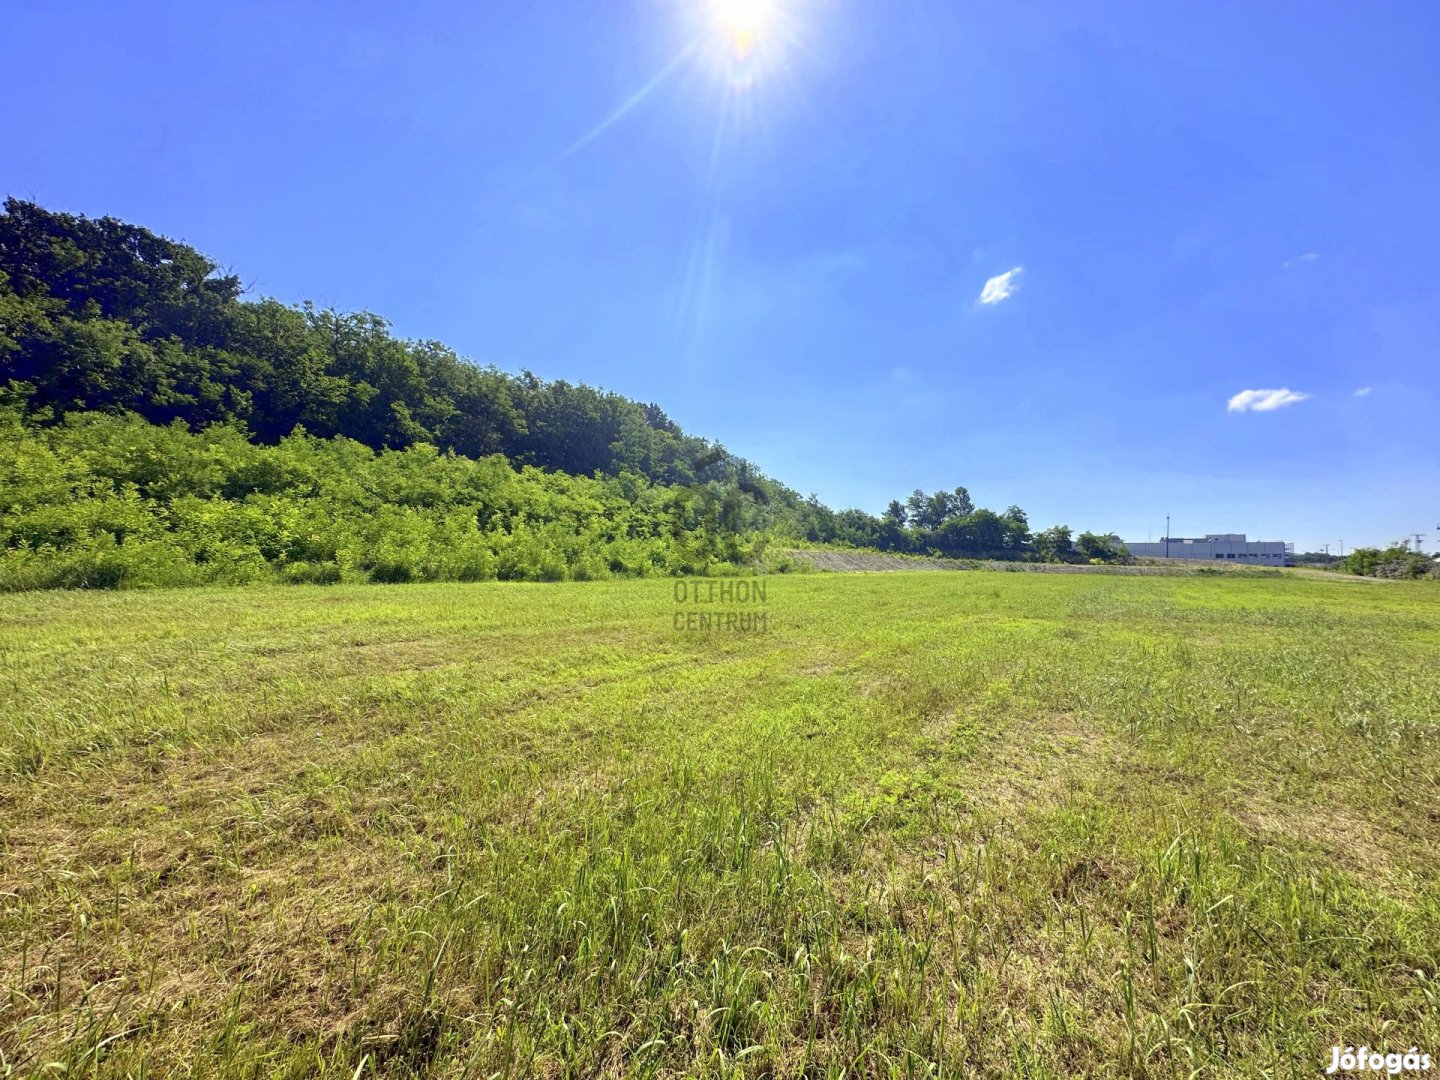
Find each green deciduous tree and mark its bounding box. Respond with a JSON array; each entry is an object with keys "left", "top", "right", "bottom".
[{"left": 1032, "top": 525, "right": 1074, "bottom": 562}]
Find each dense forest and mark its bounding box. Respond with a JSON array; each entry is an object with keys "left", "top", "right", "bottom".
[{"left": 0, "top": 199, "right": 1117, "bottom": 588}]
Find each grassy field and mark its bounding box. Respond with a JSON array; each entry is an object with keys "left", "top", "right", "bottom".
[{"left": 2, "top": 573, "right": 1438, "bottom": 1078}]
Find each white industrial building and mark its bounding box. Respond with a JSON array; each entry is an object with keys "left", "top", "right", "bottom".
[{"left": 1124, "top": 533, "right": 1293, "bottom": 565}]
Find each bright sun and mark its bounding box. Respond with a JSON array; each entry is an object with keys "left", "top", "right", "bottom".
[{"left": 709, "top": 0, "right": 774, "bottom": 55}]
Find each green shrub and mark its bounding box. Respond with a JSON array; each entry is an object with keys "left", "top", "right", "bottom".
[
  {"left": 279, "top": 561, "right": 343, "bottom": 585},
  {"left": 1340, "top": 546, "right": 1438, "bottom": 580},
  {"left": 0, "top": 408, "right": 780, "bottom": 591},
  {"left": 0, "top": 537, "right": 208, "bottom": 591}
]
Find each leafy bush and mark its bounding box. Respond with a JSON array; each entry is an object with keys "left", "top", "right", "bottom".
[
  {"left": 1338, "top": 546, "right": 1438, "bottom": 580},
  {"left": 1077, "top": 531, "right": 1129, "bottom": 564},
  {"left": 0, "top": 408, "right": 766, "bottom": 591},
  {"left": 279, "top": 561, "right": 343, "bottom": 585}
]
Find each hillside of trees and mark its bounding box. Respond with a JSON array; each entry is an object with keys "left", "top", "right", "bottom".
[
  {"left": 0, "top": 200, "right": 787, "bottom": 491},
  {"left": 0, "top": 199, "right": 1118, "bottom": 588}
]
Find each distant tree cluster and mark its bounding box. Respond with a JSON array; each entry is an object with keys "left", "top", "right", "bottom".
[
  {"left": 1291, "top": 551, "right": 1343, "bottom": 567},
  {"left": 1335, "top": 544, "right": 1438, "bottom": 580},
  {"left": 787, "top": 485, "right": 1125, "bottom": 564}
]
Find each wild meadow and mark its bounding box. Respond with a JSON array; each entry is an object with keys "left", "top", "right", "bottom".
[{"left": 2, "top": 571, "right": 1438, "bottom": 1077}]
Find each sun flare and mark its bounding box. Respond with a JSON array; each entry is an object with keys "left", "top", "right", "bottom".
[{"left": 709, "top": 0, "right": 775, "bottom": 56}]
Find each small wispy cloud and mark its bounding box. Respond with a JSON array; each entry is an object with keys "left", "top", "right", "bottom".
[
  {"left": 1227, "top": 388, "right": 1310, "bottom": 413},
  {"left": 1353, "top": 386, "right": 1371, "bottom": 397},
  {"left": 1283, "top": 252, "right": 1321, "bottom": 268},
  {"left": 978, "top": 266, "right": 1023, "bottom": 306}
]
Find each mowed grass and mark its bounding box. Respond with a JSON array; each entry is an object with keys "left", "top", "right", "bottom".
[{"left": 2, "top": 573, "right": 1438, "bottom": 1078}]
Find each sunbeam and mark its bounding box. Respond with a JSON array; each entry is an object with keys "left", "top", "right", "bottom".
[{"left": 552, "top": 39, "right": 701, "bottom": 165}]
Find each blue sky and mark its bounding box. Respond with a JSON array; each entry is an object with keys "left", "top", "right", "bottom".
[{"left": 5, "top": 1, "right": 1438, "bottom": 552}]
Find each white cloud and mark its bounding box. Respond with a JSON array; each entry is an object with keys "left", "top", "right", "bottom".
[
  {"left": 978, "top": 266, "right": 1023, "bottom": 305},
  {"left": 1284, "top": 252, "right": 1321, "bottom": 268},
  {"left": 1226, "top": 388, "right": 1311, "bottom": 413},
  {"left": 1353, "top": 386, "right": 1371, "bottom": 397}
]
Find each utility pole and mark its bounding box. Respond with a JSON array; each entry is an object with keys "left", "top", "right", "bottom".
[
  {"left": 1323, "top": 543, "right": 1329, "bottom": 557},
  {"left": 1165, "top": 514, "right": 1170, "bottom": 559},
  {"left": 1412, "top": 533, "right": 1426, "bottom": 552}
]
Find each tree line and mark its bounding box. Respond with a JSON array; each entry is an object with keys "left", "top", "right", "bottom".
[
  {"left": 0, "top": 199, "right": 1124, "bottom": 587},
  {"left": 797, "top": 485, "right": 1125, "bottom": 562},
  {"left": 0, "top": 199, "right": 794, "bottom": 494}
]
